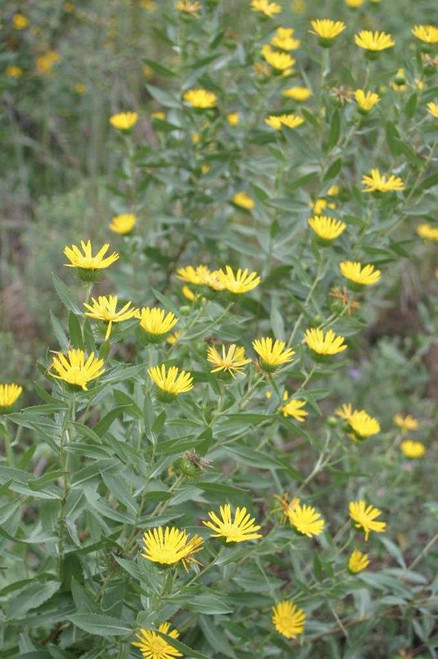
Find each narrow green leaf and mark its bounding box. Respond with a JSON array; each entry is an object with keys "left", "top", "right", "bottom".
[
  {"left": 52, "top": 273, "right": 81, "bottom": 313},
  {"left": 68, "top": 613, "right": 132, "bottom": 636}
]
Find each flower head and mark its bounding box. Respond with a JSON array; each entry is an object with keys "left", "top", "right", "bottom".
[
  {"left": 5, "top": 66, "right": 23, "bottom": 78},
  {"left": 393, "top": 414, "right": 418, "bottom": 433},
  {"left": 63, "top": 241, "right": 119, "bottom": 277},
  {"left": 251, "top": 0, "right": 282, "bottom": 18},
  {"left": 345, "top": 0, "right": 364, "bottom": 6},
  {"left": 183, "top": 89, "right": 217, "bottom": 109},
  {"left": 109, "top": 213, "right": 137, "bottom": 235},
  {"left": 417, "top": 223, "right": 438, "bottom": 241},
  {"left": 427, "top": 102, "right": 438, "bottom": 119},
  {"left": 412, "top": 25, "right": 438, "bottom": 44},
  {"left": 207, "top": 344, "right": 251, "bottom": 377},
  {"left": 253, "top": 337, "right": 295, "bottom": 370},
  {"left": 132, "top": 621, "right": 182, "bottom": 659},
  {"left": 36, "top": 50, "right": 60, "bottom": 75},
  {"left": 139, "top": 308, "right": 178, "bottom": 341},
  {"left": 355, "top": 30, "right": 395, "bottom": 52},
  {"left": 348, "top": 550, "right": 370, "bottom": 573},
  {"left": 141, "top": 526, "right": 203, "bottom": 568},
  {"left": 218, "top": 266, "right": 260, "bottom": 294},
  {"left": 340, "top": 261, "right": 381, "bottom": 286},
  {"left": 226, "top": 112, "right": 240, "bottom": 126},
  {"left": 84, "top": 295, "right": 139, "bottom": 339},
  {"left": 265, "top": 114, "right": 304, "bottom": 130},
  {"left": 176, "top": 0, "right": 202, "bottom": 17},
  {"left": 261, "top": 45, "right": 295, "bottom": 72},
  {"left": 401, "top": 440, "right": 426, "bottom": 459},
  {"left": 0, "top": 384, "right": 23, "bottom": 409},
  {"left": 361, "top": 169, "right": 405, "bottom": 193},
  {"left": 336, "top": 404, "right": 380, "bottom": 440},
  {"left": 310, "top": 19, "right": 346, "bottom": 46},
  {"left": 12, "top": 13, "right": 29, "bottom": 30},
  {"left": 309, "top": 215, "right": 346, "bottom": 242},
  {"left": 355, "top": 89, "right": 380, "bottom": 112},
  {"left": 287, "top": 501, "right": 325, "bottom": 537},
  {"left": 232, "top": 191, "right": 255, "bottom": 210},
  {"left": 148, "top": 364, "right": 193, "bottom": 397},
  {"left": 281, "top": 398, "right": 308, "bottom": 422},
  {"left": 282, "top": 86, "right": 312, "bottom": 101},
  {"left": 109, "top": 112, "right": 138, "bottom": 130},
  {"left": 304, "top": 328, "right": 347, "bottom": 356},
  {"left": 272, "top": 601, "right": 306, "bottom": 639},
  {"left": 271, "top": 27, "right": 300, "bottom": 51},
  {"left": 50, "top": 350, "right": 105, "bottom": 391},
  {"left": 177, "top": 265, "right": 224, "bottom": 291},
  {"left": 349, "top": 500, "right": 386, "bottom": 541},
  {"left": 203, "top": 504, "right": 262, "bottom": 542}
]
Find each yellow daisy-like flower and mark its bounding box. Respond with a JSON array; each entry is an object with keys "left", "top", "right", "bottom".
[
  {"left": 265, "top": 114, "right": 304, "bottom": 130},
  {"left": 417, "top": 223, "right": 438, "bottom": 241},
  {"left": 36, "top": 50, "right": 60, "bottom": 75},
  {"left": 177, "top": 265, "right": 224, "bottom": 291},
  {"left": 272, "top": 601, "right": 306, "bottom": 639},
  {"left": 109, "top": 213, "right": 137, "bottom": 235},
  {"left": 308, "top": 215, "right": 346, "bottom": 242},
  {"left": 207, "top": 344, "right": 251, "bottom": 377},
  {"left": 261, "top": 45, "right": 295, "bottom": 72},
  {"left": 139, "top": 307, "right": 178, "bottom": 339},
  {"left": 203, "top": 504, "right": 262, "bottom": 542},
  {"left": 412, "top": 25, "right": 438, "bottom": 45},
  {"left": 361, "top": 169, "right": 405, "bottom": 193},
  {"left": 271, "top": 27, "right": 300, "bottom": 51},
  {"left": 50, "top": 350, "right": 105, "bottom": 391},
  {"left": 12, "top": 13, "right": 29, "bottom": 30},
  {"left": 304, "top": 328, "right": 347, "bottom": 356},
  {"left": 63, "top": 240, "right": 119, "bottom": 274},
  {"left": 355, "top": 89, "right": 380, "bottom": 112},
  {"left": 132, "top": 621, "right": 182, "bottom": 659},
  {"left": 281, "top": 398, "right": 308, "bottom": 422},
  {"left": 251, "top": 0, "right": 282, "bottom": 18},
  {"left": 310, "top": 19, "right": 346, "bottom": 46},
  {"left": 5, "top": 66, "right": 23, "bottom": 78},
  {"left": 0, "top": 384, "right": 23, "bottom": 408},
  {"left": 348, "top": 410, "right": 381, "bottom": 440},
  {"left": 400, "top": 440, "right": 426, "bottom": 459},
  {"left": 218, "top": 266, "right": 260, "bottom": 294},
  {"left": 349, "top": 500, "right": 386, "bottom": 541},
  {"left": 427, "top": 102, "right": 438, "bottom": 118},
  {"left": 148, "top": 364, "right": 193, "bottom": 397},
  {"left": 310, "top": 197, "right": 336, "bottom": 215},
  {"left": 354, "top": 30, "right": 395, "bottom": 52},
  {"left": 345, "top": 0, "right": 364, "bottom": 6},
  {"left": 253, "top": 337, "right": 295, "bottom": 370},
  {"left": 348, "top": 550, "right": 370, "bottom": 573},
  {"left": 84, "top": 295, "right": 139, "bottom": 340},
  {"left": 151, "top": 111, "right": 166, "bottom": 120},
  {"left": 183, "top": 88, "right": 217, "bottom": 109},
  {"left": 340, "top": 261, "right": 381, "bottom": 286},
  {"left": 287, "top": 501, "right": 325, "bottom": 537},
  {"left": 109, "top": 112, "right": 138, "bottom": 130},
  {"left": 232, "top": 191, "right": 255, "bottom": 209},
  {"left": 141, "top": 526, "right": 203, "bottom": 568},
  {"left": 176, "top": 0, "right": 202, "bottom": 17},
  {"left": 226, "top": 112, "right": 240, "bottom": 126},
  {"left": 393, "top": 414, "right": 418, "bottom": 433},
  {"left": 282, "top": 86, "right": 312, "bottom": 101}
]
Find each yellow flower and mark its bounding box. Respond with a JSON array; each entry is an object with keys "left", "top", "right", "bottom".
[
  {"left": 151, "top": 111, "right": 166, "bottom": 120},
  {"left": 139, "top": 308, "right": 178, "bottom": 339},
  {"left": 183, "top": 89, "right": 217, "bottom": 109},
  {"left": 281, "top": 398, "right": 308, "bottom": 422},
  {"left": 345, "top": 0, "right": 364, "bottom": 5},
  {"left": 287, "top": 501, "right": 325, "bottom": 537},
  {"left": 167, "top": 331, "right": 181, "bottom": 345},
  {"left": 427, "top": 102, "right": 438, "bottom": 118},
  {"left": 50, "top": 350, "right": 105, "bottom": 391},
  {"left": 109, "top": 112, "right": 138, "bottom": 130},
  {"left": 226, "top": 112, "right": 240, "bottom": 126},
  {"left": 348, "top": 550, "right": 370, "bottom": 573},
  {"left": 74, "top": 82, "right": 86, "bottom": 94},
  {"left": 348, "top": 410, "right": 381, "bottom": 440},
  {"left": 361, "top": 169, "right": 405, "bottom": 193},
  {"left": 109, "top": 213, "right": 137, "bottom": 235},
  {"left": 232, "top": 191, "right": 254, "bottom": 209},
  {"left": 272, "top": 601, "right": 306, "bottom": 639},
  {"left": 250, "top": 0, "right": 282, "bottom": 18},
  {"left": 261, "top": 45, "right": 295, "bottom": 72},
  {"left": 349, "top": 500, "right": 386, "bottom": 541},
  {"left": 84, "top": 295, "right": 138, "bottom": 340},
  {"left": 354, "top": 30, "right": 395, "bottom": 52},
  {"left": 148, "top": 364, "right": 193, "bottom": 396},
  {"left": 417, "top": 223, "right": 438, "bottom": 241},
  {"left": 327, "top": 184, "right": 340, "bottom": 197},
  {"left": 304, "top": 328, "right": 347, "bottom": 356},
  {"left": 218, "top": 265, "right": 260, "bottom": 294},
  {"left": 12, "top": 13, "right": 29, "bottom": 30},
  {"left": 177, "top": 265, "right": 224, "bottom": 291},
  {"left": 63, "top": 240, "right": 119, "bottom": 275},
  {"left": 265, "top": 114, "right": 304, "bottom": 130},
  {"left": 282, "top": 86, "right": 312, "bottom": 101},
  {"left": 182, "top": 285, "right": 197, "bottom": 302},
  {"left": 176, "top": 0, "right": 202, "bottom": 17},
  {"left": 253, "top": 337, "right": 295, "bottom": 370},
  {"left": 207, "top": 344, "right": 251, "bottom": 377},
  {"left": 393, "top": 414, "right": 418, "bottom": 433},
  {"left": 310, "top": 19, "right": 346, "bottom": 45},
  {"left": 0, "top": 384, "right": 23, "bottom": 408},
  {"left": 340, "top": 261, "right": 381, "bottom": 286},
  {"left": 141, "top": 526, "right": 203, "bottom": 567},
  {"left": 271, "top": 27, "right": 300, "bottom": 51},
  {"left": 355, "top": 89, "right": 380, "bottom": 112},
  {"left": 309, "top": 215, "right": 346, "bottom": 241},
  {"left": 132, "top": 622, "right": 182, "bottom": 659},
  {"left": 5, "top": 65, "right": 23, "bottom": 78},
  {"left": 203, "top": 504, "right": 262, "bottom": 542},
  {"left": 36, "top": 50, "right": 60, "bottom": 75},
  {"left": 400, "top": 440, "right": 426, "bottom": 459},
  {"left": 412, "top": 25, "right": 438, "bottom": 45}
]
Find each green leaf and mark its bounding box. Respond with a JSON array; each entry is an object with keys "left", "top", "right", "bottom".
[
  {"left": 50, "top": 312, "right": 69, "bottom": 351},
  {"left": 323, "top": 157, "right": 342, "bottom": 182},
  {"left": 146, "top": 83, "right": 180, "bottom": 108},
  {"left": 8, "top": 580, "right": 60, "bottom": 618},
  {"left": 156, "top": 632, "right": 211, "bottom": 659},
  {"left": 68, "top": 312, "right": 83, "bottom": 349},
  {"left": 143, "top": 58, "right": 175, "bottom": 77},
  {"left": 52, "top": 273, "right": 81, "bottom": 313},
  {"left": 419, "top": 170, "right": 438, "bottom": 191},
  {"left": 326, "top": 109, "right": 340, "bottom": 152},
  {"left": 199, "top": 615, "right": 237, "bottom": 658},
  {"left": 68, "top": 613, "right": 132, "bottom": 636}
]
